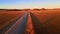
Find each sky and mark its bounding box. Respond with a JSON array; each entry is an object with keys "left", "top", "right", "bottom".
[{"left": 0, "top": 0, "right": 60, "bottom": 9}]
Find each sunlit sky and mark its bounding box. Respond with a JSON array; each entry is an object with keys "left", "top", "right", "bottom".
[{"left": 0, "top": 0, "right": 60, "bottom": 9}]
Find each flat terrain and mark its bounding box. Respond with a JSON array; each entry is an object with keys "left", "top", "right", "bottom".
[
  {"left": 30, "top": 10, "right": 60, "bottom": 34},
  {"left": 0, "top": 11, "right": 26, "bottom": 30},
  {"left": 0, "top": 9, "right": 60, "bottom": 34}
]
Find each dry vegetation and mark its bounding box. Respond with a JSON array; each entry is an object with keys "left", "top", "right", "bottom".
[
  {"left": 0, "top": 11, "right": 26, "bottom": 30},
  {"left": 0, "top": 9, "right": 60, "bottom": 34},
  {"left": 31, "top": 9, "right": 60, "bottom": 33}
]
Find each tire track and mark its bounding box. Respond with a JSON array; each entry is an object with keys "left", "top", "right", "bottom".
[
  {"left": 0, "top": 15, "right": 23, "bottom": 34},
  {"left": 5, "top": 12, "right": 28, "bottom": 34}
]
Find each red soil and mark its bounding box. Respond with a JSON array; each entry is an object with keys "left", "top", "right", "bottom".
[
  {"left": 25, "top": 13, "right": 34, "bottom": 34},
  {"left": 0, "top": 9, "right": 60, "bottom": 34}
]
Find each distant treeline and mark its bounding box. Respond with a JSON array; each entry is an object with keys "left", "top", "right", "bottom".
[
  {"left": 0, "top": 8, "right": 60, "bottom": 11},
  {"left": 0, "top": 8, "right": 46, "bottom": 11},
  {"left": 0, "top": 9, "right": 23, "bottom": 11}
]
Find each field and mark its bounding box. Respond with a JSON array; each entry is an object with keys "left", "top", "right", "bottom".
[
  {"left": 30, "top": 9, "right": 60, "bottom": 34},
  {"left": 0, "top": 9, "right": 60, "bottom": 34},
  {"left": 0, "top": 11, "right": 26, "bottom": 30}
]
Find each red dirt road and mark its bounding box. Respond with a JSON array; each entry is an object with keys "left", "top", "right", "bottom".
[
  {"left": 0, "top": 10, "right": 60, "bottom": 34},
  {"left": 25, "top": 13, "right": 34, "bottom": 34}
]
